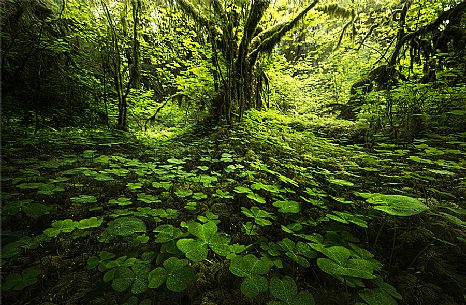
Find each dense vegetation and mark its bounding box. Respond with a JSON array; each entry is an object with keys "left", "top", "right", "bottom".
[{"left": 1, "top": 1, "right": 465, "bottom": 305}]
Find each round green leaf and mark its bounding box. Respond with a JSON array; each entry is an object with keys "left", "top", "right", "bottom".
[
  {"left": 269, "top": 276, "right": 298, "bottom": 302},
  {"left": 106, "top": 217, "right": 146, "bottom": 237},
  {"left": 167, "top": 158, "right": 186, "bottom": 165},
  {"left": 154, "top": 224, "right": 184, "bottom": 243},
  {"left": 247, "top": 192, "right": 266, "bottom": 203},
  {"left": 131, "top": 263, "right": 149, "bottom": 294},
  {"left": 273, "top": 200, "right": 301, "bottom": 213},
  {"left": 367, "top": 194, "right": 429, "bottom": 216},
  {"left": 70, "top": 195, "right": 97, "bottom": 204},
  {"left": 316, "top": 258, "right": 346, "bottom": 278},
  {"left": 166, "top": 267, "right": 195, "bottom": 292},
  {"left": 209, "top": 234, "right": 231, "bottom": 256},
  {"left": 163, "top": 257, "right": 189, "bottom": 271},
  {"left": 111, "top": 267, "right": 135, "bottom": 292},
  {"left": 240, "top": 274, "right": 268, "bottom": 298},
  {"left": 76, "top": 217, "right": 103, "bottom": 229},
  {"left": 176, "top": 239, "right": 208, "bottom": 262},
  {"left": 229, "top": 254, "right": 273, "bottom": 277},
  {"left": 147, "top": 267, "right": 167, "bottom": 288},
  {"left": 109, "top": 197, "right": 133, "bottom": 206},
  {"left": 322, "top": 246, "right": 351, "bottom": 265},
  {"left": 233, "top": 186, "right": 252, "bottom": 194}
]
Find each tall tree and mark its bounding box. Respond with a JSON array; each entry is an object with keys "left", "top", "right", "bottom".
[
  {"left": 101, "top": 0, "right": 142, "bottom": 130},
  {"left": 178, "top": 0, "right": 319, "bottom": 122}
]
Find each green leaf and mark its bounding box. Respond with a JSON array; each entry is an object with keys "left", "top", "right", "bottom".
[
  {"left": 3, "top": 200, "right": 51, "bottom": 219},
  {"left": 273, "top": 200, "right": 301, "bottom": 213},
  {"left": 215, "top": 189, "right": 233, "bottom": 199},
  {"left": 330, "top": 211, "right": 368, "bottom": 228},
  {"left": 106, "top": 217, "right": 146, "bottom": 237},
  {"left": 2, "top": 273, "right": 23, "bottom": 291},
  {"left": 76, "top": 217, "right": 103, "bottom": 229},
  {"left": 111, "top": 267, "right": 135, "bottom": 292},
  {"left": 2, "top": 266, "right": 41, "bottom": 291},
  {"left": 278, "top": 175, "right": 298, "bottom": 187},
  {"left": 192, "top": 192, "right": 208, "bottom": 200},
  {"left": 247, "top": 192, "right": 266, "bottom": 203},
  {"left": 109, "top": 197, "right": 133, "bottom": 206},
  {"left": 137, "top": 193, "right": 160, "bottom": 203},
  {"left": 185, "top": 202, "right": 198, "bottom": 211},
  {"left": 44, "top": 219, "right": 77, "bottom": 237},
  {"left": 131, "top": 263, "right": 149, "bottom": 294},
  {"left": 167, "top": 158, "right": 186, "bottom": 165},
  {"left": 127, "top": 182, "right": 144, "bottom": 191},
  {"left": 70, "top": 195, "right": 97, "bottom": 204},
  {"left": 154, "top": 225, "right": 184, "bottom": 243},
  {"left": 328, "top": 178, "right": 354, "bottom": 187},
  {"left": 372, "top": 277, "right": 402, "bottom": 300},
  {"left": 163, "top": 256, "right": 187, "bottom": 270},
  {"left": 439, "top": 212, "right": 466, "bottom": 227},
  {"left": 427, "top": 169, "right": 455, "bottom": 176},
  {"left": 94, "top": 174, "right": 114, "bottom": 181},
  {"left": 240, "top": 274, "right": 268, "bottom": 298},
  {"left": 87, "top": 256, "right": 100, "bottom": 269},
  {"left": 166, "top": 266, "right": 194, "bottom": 292},
  {"left": 147, "top": 267, "right": 167, "bottom": 288},
  {"left": 175, "top": 189, "right": 193, "bottom": 198},
  {"left": 196, "top": 175, "right": 217, "bottom": 187},
  {"left": 268, "top": 276, "right": 315, "bottom": 305},
  {"left": 358, "top": 288, "right": 398, "bottom": 305},
  {"left": 366, "top": 194, "right": 429, "bottom": 216},
  {"left": 148, "top": 257, "right": 194, "bottom": 292},
  {"left": 278, "top": 239, "right": 314, "bottom": 267},
  {"left": 255, "top": 217, "right": 272, "bottom": 226},
  {"left": 322, "top": 246, "right": 351, "bottom": 265},
  {"left": 269, "top": 276, "right": 297, "bottom": 302},
  {"left": 100, "top": 251, "right": 116, "bottom": 260},
  {"left": 241, "top": 206, "right": 274, "bottom": 226},
  {"left": 152, "top": 181, "right": 172, "bottom": 190},
  {"left": 251, "top": 182, "right": 281, "bottom": 193},
  {"left": 176, "top": 239, "right": 208, "bottom": 262},
  {"left": 317, "top": 258, "right": 376, "bottom": 280},
  {"left": 209, "top": 234, "right": 231, "bottom": 256},
  {"left": 233, "top": 186, "right": 252, "bottom": 194},
  {"left": 409, "top": 155, "right": 433, "bottom": 164},
  {"left": 197, "top": 211, "right": 219, "bottom": 223},
  {"left": 225, "top": 164, "right": 237, "bottom": 172},
  {"left": 229, "top": 254, "right": 273, "bottom": 277}
]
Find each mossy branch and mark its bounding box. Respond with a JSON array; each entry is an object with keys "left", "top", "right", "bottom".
[
  {"left": 211, "top": 0, "right": 225, "bottom": 17},
  {"left": 241, "top": 0, "right": 271, "bottom": 49},
  {"left": 248, "top": 0, "right": 318, "bottom": 59},
  {"left": 237, "top": 0, "right": 271, "bottom": 69},
  {"left": 318, "top": 3, "right": 353, "bottom": 18},
  {"left": 177, "top": 0, "right": 210, "bottom": 27},
  {"left": 389, "top": 1, "right": 466, "bottom": 66}
]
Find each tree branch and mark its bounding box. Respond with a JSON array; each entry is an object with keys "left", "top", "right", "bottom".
[{"left": 248, "top": 0, "right": 319, "bottom": 59}]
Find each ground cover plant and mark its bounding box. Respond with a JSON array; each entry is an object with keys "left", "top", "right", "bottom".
[
  {"left": 1, "top": 0, "right": 466, "bottom": 304},
  {"left": 2, "top": 118, "right": 465, "bottom": 305}
]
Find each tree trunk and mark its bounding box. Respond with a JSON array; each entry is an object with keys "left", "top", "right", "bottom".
[
  {"left": 178, "top": 0, "right": 318, "bottom": 122},
  {"left": 130, "top": 0, "right": 141, "bottom": 90}
]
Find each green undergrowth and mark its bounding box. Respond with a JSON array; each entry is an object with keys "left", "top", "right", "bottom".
[{"left": 1, "top": 113, "right": 466, "bottom": 305}]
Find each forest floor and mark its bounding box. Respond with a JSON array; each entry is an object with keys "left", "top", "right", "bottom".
[{"left": 2, "top": 113, "right": 466, "bottom": 305}]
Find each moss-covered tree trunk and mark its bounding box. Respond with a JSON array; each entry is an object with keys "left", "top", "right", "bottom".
[{"left": 178, "top": 0, "right": 319, "bottom": 123}]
